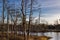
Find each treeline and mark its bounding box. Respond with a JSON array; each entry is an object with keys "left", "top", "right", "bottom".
[{"left": 0, "top": 24, "right": 60, "bottom": 32}]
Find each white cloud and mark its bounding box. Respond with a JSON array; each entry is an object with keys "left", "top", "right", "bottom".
[
  {"left": 32, "top": 12, "right": 60, "bottom": 25},
  {"left": 41, "top": 13, "right": 60, "bottom": 24}
]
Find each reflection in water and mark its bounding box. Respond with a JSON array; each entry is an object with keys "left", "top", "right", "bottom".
[{"left": 30, "top": 32, "right": 60, "bottom": 40}]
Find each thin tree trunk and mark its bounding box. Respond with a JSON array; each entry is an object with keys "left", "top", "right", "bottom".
[
  {"left": 14, "top": 13, "right": 18, "bottom": 35},
  {"left": 2, "top": 0, "right": 4, "bottom": 24},
  {"left": 7, "top": 7, "right": 9, "bottom": 40},
  {"left": 22, "top": 0, "right": 26, "bottom": 40},
  {"left": 25, "top": 0, "right": 27, "bottom": 40},
  {"left": 2, "top": 0, "right": 5, "bottom": 40},
  {"left": 27, "top": 0, "right": 33, "bottom": 40}
]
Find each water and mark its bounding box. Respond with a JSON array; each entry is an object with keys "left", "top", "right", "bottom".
[
  {"left": 44, "top": 32, "right": 60, "bottom": 40},
  {"left": 30, "top": 32, "right": 60, "bottom": 40}
]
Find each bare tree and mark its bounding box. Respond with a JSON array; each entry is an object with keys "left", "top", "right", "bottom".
[
  {"left": 21, "top": 0, "right": 27, "bottom": 40},
  {"left": 1, "top": 0, "right": 6, "bottom": 40},
  {"left": 27, "top": 0, "right": 33, "bottom": 40}
]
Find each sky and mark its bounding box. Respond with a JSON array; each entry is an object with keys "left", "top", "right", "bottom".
[
  {"left": 25, "top": 0, "right": 60, "bottom": 25},
  {"left": 35, "top": 0, "right": 60, "bottom": 24},
  {"left": 0, "top": 0, "right": 60, "bottom": 24}
]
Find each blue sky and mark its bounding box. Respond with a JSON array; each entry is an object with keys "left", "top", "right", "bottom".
[
  {"left": 0, "top": 0, "right": 60, "bottom": 24},
  {"left": 36, "top": 0, "right": 60, "bottom": 24},
  {"left": 29, "top": 0, "right": 60, "bottom": 25},
  {"left": 30, "top": 0, "right": 60, "bottom": 24}
]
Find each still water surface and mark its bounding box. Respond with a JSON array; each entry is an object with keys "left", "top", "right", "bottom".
[{"left": 30, "top": 32, "right": 60, "bottom": 40}]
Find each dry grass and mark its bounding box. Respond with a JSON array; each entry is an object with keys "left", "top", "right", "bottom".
[{"left": 0, "top": 32, "right": 41, "bottom": 40}]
